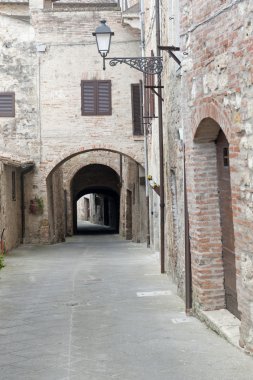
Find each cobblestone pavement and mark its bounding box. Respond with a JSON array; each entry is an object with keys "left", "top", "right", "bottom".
[{"left": 1, "top": 230, "right": 253, "bottom": 379}]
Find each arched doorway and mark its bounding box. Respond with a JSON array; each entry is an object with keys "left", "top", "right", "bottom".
[{"left": 191, "top": 117, "right": 240, "bottom": 318}]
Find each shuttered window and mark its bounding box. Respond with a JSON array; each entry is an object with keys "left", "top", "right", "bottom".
[
  {"left": 81, "top": 80, "right": 111, "bottom": 116},
  {"left": 131, "top": 83, "right": 143, "bottom": 136},
  {"left": 147, "top": 73, "right": 155, "bottom": 118},
  {"left": 0, "top": 92, "right": 15, "bottom": 117}
]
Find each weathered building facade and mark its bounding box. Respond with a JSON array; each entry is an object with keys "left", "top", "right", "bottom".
[
  {"left": 142, "top": 0, "right": 185, "bottom": 291},
  {"left": 141, "top": 0, "right": 253, "bottom": 352},
  {"left": 180, "top": 0, "right": 253, "bottom": 351},
  {"left": 0, "top": 0, "right": 147, "bottom": 247}
]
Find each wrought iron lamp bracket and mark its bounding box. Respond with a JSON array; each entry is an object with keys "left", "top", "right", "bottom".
[{"left": 104, "top": 56, "right": 163, "bottom": 75}]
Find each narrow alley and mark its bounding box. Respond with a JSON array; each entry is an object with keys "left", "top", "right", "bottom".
[{"left": 0, "top": 229, "right": 253, "bottom": 380}]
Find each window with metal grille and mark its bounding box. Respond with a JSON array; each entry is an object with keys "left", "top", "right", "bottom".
[
  {"left": 81, "top": 80, "right": 112, "bottom": 116},
  {"left": 223, "top": 147, "right": 229, "bottom": 167},
  {"left": 131, "top": 83, "right": 143, "bottom": 136},
  {"left": 0, "top": 92, "right": 15, "bottom": 117}
]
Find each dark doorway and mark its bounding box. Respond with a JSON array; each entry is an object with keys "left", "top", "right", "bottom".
[{"left": 216, "top": 130, "right": 240, "bottom": 319}]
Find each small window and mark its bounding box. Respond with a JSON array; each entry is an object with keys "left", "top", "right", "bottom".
[
  {"left": 81, "top": 80, "right": 111, "bottom": 116},
  {"left": 223, "top": 147, "right": 229, "bottom": 167},
  {"left": 131, "top": 83, "right": 143, "bottom": 136},
  {"left": 0, "top": 92, "right": 15, "bottom": 117},
  {"left": 12, "top": 171, "right": 16, "bottom": 201},
  {"left": 139, "top": 176, "right": 145, "bottom": 186}
]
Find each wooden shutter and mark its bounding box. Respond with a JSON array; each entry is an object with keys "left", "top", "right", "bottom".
[
  {"left": 149, "top": 74, "right": 155, "bottom": 117},
  {"left": 0, "top": 92, "right": 15, "bottom": 117},
  {"left": 81, "top": 80, "right": 111, "bottom": 116},
  {"left": 81, "top": 81, "right": 96, "bottom": 115},
  {"left": 150, "top": 50, "right": 155, "bottom": 117},
  {"left": 97, "top": 80, "right": 111, "bottom": 115},
  {"left": 131, "top": 83, "right": 143, "bottom": 136}
]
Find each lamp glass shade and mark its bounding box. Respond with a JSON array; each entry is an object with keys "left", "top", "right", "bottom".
[
  {"left": 96, "top": 33, "right": 111, "bottom": 57},
  {"left": 93, "top": 20, "right": 114, "bottom": 57}
]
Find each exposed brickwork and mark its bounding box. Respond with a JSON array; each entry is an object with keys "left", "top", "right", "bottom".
[
  {"left": 180, "top": 0, "right": 253, "bottom": 350},
  {"left": 61, "top": 151, "right": 147, "bottom": 242},
  {"left": 0, "top": 2, "right": 145, "bottom": 245}
]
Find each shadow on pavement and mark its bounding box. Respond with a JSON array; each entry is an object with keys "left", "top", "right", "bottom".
[{"left": 76, "top": 221, "right": 117, "bottom": 235}]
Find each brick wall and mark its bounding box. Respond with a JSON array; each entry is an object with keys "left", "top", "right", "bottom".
[
  {"left": 60, "top": 150, "right": 147, "bottom": 242},
  {"left": 180, "top": 0, "right": 253, "bottom": 350},
  {"left": 0, "top": 3, "right": 146, "bottom": 243}
]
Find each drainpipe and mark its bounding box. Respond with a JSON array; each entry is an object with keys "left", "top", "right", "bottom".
[
  {"left": 140, "top": 0, "right": 150, "bottom": 247},
  {"left": 184, "top": 144, "right": 192, "bottom": 313},
  {"left": 143, "top": 103, "right": 151, "bottom": 247},
  {"left": 156, "top": 0, "right": 165, "bottom": 273},
  {"left": 140, "top": 0, "right": 145, "bottom": 56},
  {"left": 119, "top": 153, "right": 123, "bottom": 186},
  {"left": 21, "top": 163, "right": 35, "bottom": 243}
]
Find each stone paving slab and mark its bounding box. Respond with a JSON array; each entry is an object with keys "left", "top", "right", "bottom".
[{"left": 0, "top": 233, "right": 253, "bottom": 379}]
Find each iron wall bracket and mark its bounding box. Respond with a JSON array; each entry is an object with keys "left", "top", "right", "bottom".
[
  {"left": 158, "top": 46, "right": 181, "bottom": 66},
  {"left": 145, "top": 85, "right": 164, "bottom": 101},
  {"left": 104, "top": 56, "right": 163, "bottom": 75}
]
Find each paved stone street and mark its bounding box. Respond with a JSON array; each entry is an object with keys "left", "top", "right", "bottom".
[{"left": 1, "top": 231, "right": 253, "bottom": 380}]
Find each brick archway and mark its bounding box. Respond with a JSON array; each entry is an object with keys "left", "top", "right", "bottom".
[
  {"left": 63, "top": 152, "right": 121, "bottom": 190},
  {"left": 42, "top": 144, "right": 144, "bottom": 181},
  {"left": 191, "top": 100, "right": 234, "bottom": 144},
  {"left": 44, "top": 147, "right": 146, "bottom": 245}
]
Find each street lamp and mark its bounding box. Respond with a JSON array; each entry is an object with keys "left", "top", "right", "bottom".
[
  {"left": 92, "top": 20, "right": 163, "bottom": 75},
  {"left": 92, "top": 20, "right": 114, "bottom": 70}
]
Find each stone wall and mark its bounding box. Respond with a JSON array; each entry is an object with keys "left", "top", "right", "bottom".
[
  {"left": 77, "top": 196, "right": 89, "bottom": 221},
  {"left": 160, "top": 0, "right": 185, "bottom": 295},
  {"left": 143, "top": 0, "right": 185, "bottom": 295},
  {"left": 180, "top": 0, "right": 253, "bottom": 350},
  {"left": 0, "top": 2, "right": 146, "bottom": 243},
  {"left": 31, "top": 4, "right": 145, "bottom": 241},
  {"left": 31, "top": 5, "right": 144, "bottom": 172},
  {"left": 143, "top": 0, "right": 161, "bottom": 255}
]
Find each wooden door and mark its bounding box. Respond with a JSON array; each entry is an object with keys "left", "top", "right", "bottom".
[{"left": 216, "top": 130, "right": 240, "bottom": 319}]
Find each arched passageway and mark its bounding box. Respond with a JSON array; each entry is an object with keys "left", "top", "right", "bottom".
[
  {"left": 46, "top": 150, "right": 147, "bottom": 244},
  {"left": 71, "top": 164, "right": 120, "bottom": 235},
  {"left": 75, "top": 187, "right": 120, "bottom": 234}
]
